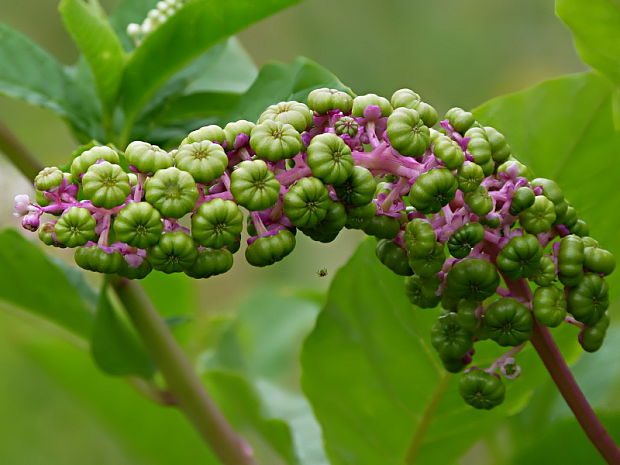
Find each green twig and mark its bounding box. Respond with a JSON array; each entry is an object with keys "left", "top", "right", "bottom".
[{"left": 0, "top": 120, "right": 43, "bottom": 179}]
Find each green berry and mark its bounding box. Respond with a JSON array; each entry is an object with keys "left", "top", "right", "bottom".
[
  {"left": 431, "top": 312, "right": 473, "bottom": 360},
  {"left": 74, "top": 245, "right": 123, "bottom": 274},
  {"left": 250, "top": 120, "right": 303, "bottom": 162},
  {"left": 147, "top": 231, "right": 197, "bottom": 273},
  {"left": 584, "top": 245, "right": 616, "bottom": 275},
  {"left": 408, "top": 241, "right": 446, "bottom": 277},
  {"left": 445, "top": 107, "right": 476, "bottom": 134},
  {"left": 283, "top": 177, "right": 331, "bottom": 228},
  {"left": 258, "top": 101, "right": 313, "bottom": 132},
  {"left": 230, "top": 159, "right": 281, "bottom": 211},
  {"left": 413, "top": 102, "right": 438, "bottom": 127},
  {"left": 404, "top": 274, "right": 441, "bottom": 308},
  {"left": 344, "top": 202, "right": 376, "bottom": 229},
  {"left": 533, "top": 285, "right": 566, "bottom": 327},
  {"left": 185, "top": 248, "right": 233, "bottom": 279},
  {"left": 497, "top": 159, "right": 533, "bottom": 179},
  {"left": 35, "top": 167, "right": 64, "bottom": 191},
  {"left": 113, "top": 202, "right": 163, "bottom": 249},
  {"left": 334, "top": 166, "right": 376, "bottom": 206},
  {"left": 301, "top": 199, "right": 347, "bottom": 243},
  {"left": 191, "top": 199, "right": 243, "bottom": 248},
  {"left": 245, "top": 229, "right": 296, "bottom": 267},
  {"left": 363, "top": 214, "right": 402, "bottom": 240},
  {"left": 456, "top": 299, "right": 480, "bottom": 331},
  {"left": 530, "top": 255, "right": 557, "bottom": 287},
  {"left": 567, "top": 273, "right": 609, "bottom": 326},
  {"left": 409, "top": 168, "right": 457, "bottom": 214},
  {"left": 433, "top": 135, "right": 465, "bottom": 170},
  {"left": 390, "top": 88, "right": 421, "bottom": 109},
  {"left": 82, "top": 162, "right": 131, "bottom": 209},
  {"left": 386, "top": 108, "right": 431, "bottom": 157},
  {"left": 446, "top": 258, "right": 499, "bottom": 301},
  {"left": 174, "top": 141, "right": 228, "bottom": 184},
  {"left": 459, "top": 369, "right": 505, "bottom": 409},
  {"left": 464, "top": 127, "right": 492, "bottom": 165},
  {"left": 558, "top": 235, "right": 585, "bottom": 287},
  {"left": 307, "top": 133, "right": 354, "bottom": 185},
  {"left": 569, "top": 219, "right": 590, "bottom": 237},
  {"left": 484, "top": 127, "right": 511, "bottom": 163},
  {"left": 38, "top": 222, "right": 59, "bottom": 247},
  {"left": 464, "top": 185, "right": 493, "bottom": 216},
  {"left": 404, "top": 218, "right": 437, "bottom": 256},
  {"left": 71, "top": 146, "right": 120, "bottom": 181},
  {"left": 117, "top": 258, "right": 152, "bottom": 280},
  {"left": 307, "top": 88, "right": 353, "bottom": 114},
  {"left": 181, "top": 124, "right": 226, "bottom": 145},
  {"left": 224, "top": 120, "right": 255, "bottom": 149},
  {"left": 579, "top": 314, "right": 610, "bottom": 353},
  {"left": 483, "top": 297, "right": 533, "bottom": 346},
  {"left": 456, "top": 161, "right": 484, "bottom": 193},
  {"left": 55, "top": 207, "right": 96, "bottom": 247},
  {"left": 496, "top": 234, "right": 543, "bottom": 279},
  {"left": 509, "top": 187, "right": 535, "bottom": 216},
  {"left": 351, "top": 94, "right": 393, "bottom": 117},
  {"left": 375, "top": 239, "right": 413, "bottom": 276},
  {"left": 447, "top": 223, "right": 485, "bottom": 259},
  {"left": 334, "top": 116, "right": 359, "bottom": 137},
  {"left": 144, "top": 167, "right": 198, "bottom": 218},
  {"left": 125, "top": 141, "right": 173, "bottom": 175},
  {"left": 519, "top": 195, "right": 556, "bottom": 234}
]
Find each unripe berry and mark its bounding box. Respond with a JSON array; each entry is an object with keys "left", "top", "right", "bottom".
[
  {"left": 409, "top": 168, "right": 457, "bottom": 214},
  {"left": 390, "top": 88, "right": 421, "bottom": 110},
  {"left": 245, "top": 229, "right": 296, "bottom": 267},
  {"left": 55, "top": 207, "right": 96, "bottom": 247},
  {"left": 496, "top": 234, "right": 543, "bottom": 280},
  {"left": 386, "top": 108, "right": 431, "bottom": 157},
  {"left": 258, "top": 101, "right": 313, "bottom": 132},
  {"left": 181, "top": 124, "right": 226, "bottom": 146},
  {"left": 307, "top": 88, "right": 353, "bottom": 114},
  {"left": 447, "top": 223, "right": 484, "bottom": 259},
  {"left": 224, "top": 120, "right": 255, "bottom": 149},
  {"left": 464, "top": 185, "right": 493, "bottom": 216},
  {"left": 567, "top": 273, "right": 609, "bottom": 326},
  {"left": 519, "top": 195, "right": 556, "bottom": 234},
  {"left": 82, "top": 161, "right": 131, "bottom": 209},
  {"left": 125, "top": 141, "right": 173, "bottom": 174},
  {"left": 445, "top": 107, "right": 475, "bottom": 134},
  {"left": 113, "top": 202, "right": 163, "bottom": 249},
  {"left": 174, "top": 140, "right": 228, "bottom": 184},
  {"left": 144, "top": 167, "right": 198, "bottom": 218},
  {"left": 35, "top": 167, "right": 64, "bottom": 191},
  {"left": 334, "top": 166, "right": 376, "bottom": 206},
  {"left": 404, "top": 274, "right": 441, "bottom": 308},
  {"left": 334, "top": 116, "right": 359, "bottom": 137},
  {"left": 191, "top": 198, "right": 243, "bottom": 248},
  {"left": 483, "top": 297, "right": 533, "bottom": 346},
  {"left": 533, "top": 285, "right": 566, "bottom": 327},
  {"left": 459, "top": 369, "right": 505, "bottom": 410},
  {"left": 457, "top": 161, "right": 484, "bottom": 193},
  {"left": 433, "top": 135, "right": 465, "bottom": 170},
  {"left": 230, "top": 159, "right": 281, "bottom": 211},
  {"left": 375, "top": 239, "right": 413, "bottom": 276},
  {"left": 283, "top": 177, "right": 331, "bottom": 228},
  {"left": 185, "top": 248, "right": 233, "bottom": 279},
  {"left": 307, "top": 133, "right": 354, "bottom": 185},
  {"left": 446, "top": 258, "right": 499, "bottom": 301},
  {"left": 250, "top": 120, "right": 303, "bottom": 162},
  {"left": 71, "top": 146, "right": 120, "bottom": 181},
  {"left": 148, "top": 231, "right": 197, "bottom": 273}
]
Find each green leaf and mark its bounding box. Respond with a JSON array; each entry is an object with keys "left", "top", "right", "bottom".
[
  {"left": 59, "top": 0, "right": 126, "bottom": 121},
  {"left": 0, "top": 229, "right": 93, "bottom": 337},
  {"left": 91, "top": 282, "right": 155, "bottom": 378},
  {"left": 227, "top": 56, "right": 353, "bottom": 123},
  {"left": 204, "top": 371, "right": 300, "bottom": 465},
  {"left": 0, "top": 23, "right": 99, "bottom": 137},
  {"left": 119, "top": 0, "right": 302, "bottom": 127},
  {"left": 474, "top": 72, "right": 620, "bottom": 288},
  {"left": 556, "top": 0, "right": 620, "bottom": 84},
  {"left": 301, "top": 239, "right": 532, "bottom": 465}
]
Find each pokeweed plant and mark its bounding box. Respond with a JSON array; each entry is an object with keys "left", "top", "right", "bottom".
[{"left": 2, "top": 0, "right": 620, "bottom": 464}]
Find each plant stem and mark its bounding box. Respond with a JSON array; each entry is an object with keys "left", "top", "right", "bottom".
[
  {"left": 404, "top": 373, "right": 451, "bottom": 464},
  {"left": 112, "top": 277, "right": 257, "bottom": 465},
  {"left": 506, "top": 277, "right": 620, "bottom": 465},
  {"left": 0, "top": 120, "right": 43, "bottom": 180}
]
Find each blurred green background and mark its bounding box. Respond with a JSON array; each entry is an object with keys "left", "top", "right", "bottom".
[{"left": 0, "top": 1, "right": 597, "bottom": 464}]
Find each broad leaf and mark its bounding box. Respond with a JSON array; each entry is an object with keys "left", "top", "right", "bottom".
[
  {"left": 59, "top": 0, "right": 126, "bottom": 121},
  {"left": 0, "top": 229, "right": 93, "bottom": 337},
  {"left": 474, "top": 72, "right": 620, "bottom": 288},
  {"left": 119, "top": 0, "right": 301, "bottom": 126},
  {"left": 0, "top": 23, "right": 99, "bottom": 137},
  {"left": 301, "top": 239, "right": 541, "bottom": 465},
  {"left": 228, "top": 56, "right": 353, "bottom": 123},
  {"left": 556, "top": 0, "right": 620, "bottom": 84},
  {"left": 91, "top": 282, "right": 155, "bottom": 378}
]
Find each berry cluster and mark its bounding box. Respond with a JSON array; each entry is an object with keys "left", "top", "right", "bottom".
[{"left": 15, "top": 87, "right": 615, "bottom": 410}]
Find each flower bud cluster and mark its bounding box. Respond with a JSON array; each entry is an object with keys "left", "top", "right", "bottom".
[
  {"left": 16, "top": 87, "right": 615, "bottom": 410},
  {"left": 126, "top": 0, "right": 186, "bottom": 45}
]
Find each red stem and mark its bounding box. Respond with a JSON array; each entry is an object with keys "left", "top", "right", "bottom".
[{"left": 507, "top": 277, "right": 620, "bottom": 464}]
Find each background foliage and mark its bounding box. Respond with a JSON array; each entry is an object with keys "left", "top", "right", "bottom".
[{"left": 0, "top": 0, "right": 619, "bottom": 464}]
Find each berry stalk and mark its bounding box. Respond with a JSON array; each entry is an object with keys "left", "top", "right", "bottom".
[
  {"left": 112, "top": 277, "right": 257, "bottom": 465},
  {"left": 506, "top": 277, "right": 620, "bottom": 465}
]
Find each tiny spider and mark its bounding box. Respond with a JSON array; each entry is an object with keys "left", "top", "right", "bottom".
[{"left": 317, "top": 268, "right": 328, "bottom": 277}]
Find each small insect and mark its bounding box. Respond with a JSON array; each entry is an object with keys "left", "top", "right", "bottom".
[{"left": 317, "top": 268, "right": 328, "bottom": 277}]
